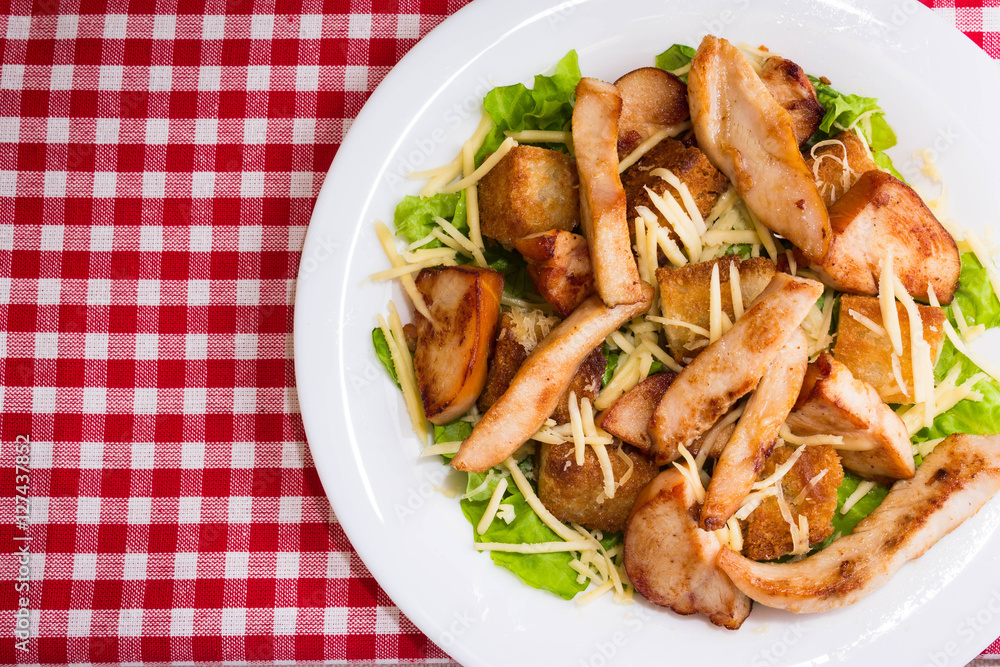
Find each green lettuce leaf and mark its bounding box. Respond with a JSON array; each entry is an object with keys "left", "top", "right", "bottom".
[
  {"left": 830, "top": 473, "right": 889, "bottom": 538},
  {"left": 483, "top": 244, "right": 536, "bottom": 300},
  {"left": 460, "top": 471, "right": 587, "bottom": 600},
  {"left": 601, "top": 342, "right": 620, "bottom": 387},
  {"left": 952, "top": 252, "right": 1000, "bottom": 330},
  {"left": 476, "top": 51, "right": 581, "bottom": 164},
  {"left": 393, "top": 190, "right": 467, "bottom": 246},
  {"left": 371, "top": 328, "right": 400, "bottom": 388},
  {"left": 654, "top": 44, "right": 696, "bottom": 80},
  {"left": 808, "top": 77, "right": 897, "bottom": 152}
]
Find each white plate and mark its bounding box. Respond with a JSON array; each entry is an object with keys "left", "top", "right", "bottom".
[{"left": 294, "top": 1, "right": 1000, "bottom": 664}]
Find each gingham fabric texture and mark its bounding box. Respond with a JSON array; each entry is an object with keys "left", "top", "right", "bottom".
[{"left": 0, "top": 0, "right": 996, "bottom": 664}]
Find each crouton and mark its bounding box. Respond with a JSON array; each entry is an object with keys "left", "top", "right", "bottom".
[
  {"left": 758, "top": 56, "right": 824, "bottom": 146},
  {"left": 551, "top": 347, "right": 607, "bottom": 424},
  {"left": 614, "top": 67, "right": 689, "bottom": 158},
  {"left": 621, "top": 137, "right": 730, "bottom": 228},
  {"left": 538, "top": 441, "right": 658, "bottom": 533},
  {"left": 804, "top": 131, "right": 878, "bottom": 207},
  {"left": 786, "top": 353, "right": 915, "bottom": 482},
  {"left": 477, "top": 313, "right": 529, "bottom": 413},
  {"left": 813, "top": 170, "right": 961, "bottom": 303},
  {"left": 596, "top": 372, "right": 676, "bottom": 453},
  {"left": 832, "top": 295, "right": 946, "bottom": 405},
  {"left": 512, "top": 230, "right": 596, "bottom": 316},
  {"left": 656, "top": 256, "right": 776, "bottom": 362},
  {"left": 477, "top": 145, "right": 579, "bottom": 243},
  {"left": 742, "top": 444, "right": 843, "bottom": 561}
]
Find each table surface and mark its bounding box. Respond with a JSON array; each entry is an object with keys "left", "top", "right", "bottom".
[{"left": 1, "top": 0, "right": 998, "bottom": 664}]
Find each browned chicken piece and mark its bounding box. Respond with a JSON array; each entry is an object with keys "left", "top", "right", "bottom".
[
  {"left": 689, "top": 408, "right": 739, "bottom": 459},
  {"left": 656, "top": 256, "right": 776, "bottom": 362},
  {"left": 512, "top": 230, "right": 596, "bottom": 316},
  {"left": 741, "top": 444, "right": 843, "bottom": 561},
  {"left": 614, "top": 67, "right": 689, "bottom": 158},
  {"left": 720, "top": 434, "right": 1000, "bottom": 613},
  {"left": 813, "top": 169, "right": 961, "bottom": 303},
  {"left": 647, "top": 273, "right": 824, "bottom": 464},
  {"left": 476, "top": 313, "right": 528, "bottom": 413},
  {"left": 538, "top": 442, "right": 658, "bottom": 533},
  {"left": 785, "top": 353, "right": 915, "bottom": 483},
  {"left": 451, "top": 285, "right": 653, "bottom": 472},
  {"left": 624, "top": 469, "right": 752, "bottom": 629},
  {"left": 413, "top": 267, "right": 504, "bottom": 425},
  {"left": 832, "top": 295, "right": 946, "bottom": 405},
  {"left": 758, "top": 56, "right": 824, "bottom": 146},
  {"left": 804, "top": 131, "right": 878, "bottom": 207},
  {"left": 688, "top": 35, "right": 831, "bottom": 262},
  {"left": 550, "top": 347, "right": 607, "bottom": 424},
  {"left": 477, "top": 145, "right": 579, "bottom": 243},
  {"left": 596, "top": 373, "right": 675, "bottom": 453},
  {"left": 621, "top": 137, "right": 730, "bottom": 238},
  {"left": 573, "top": 77, "right": 646, "bottom": 306},
  {"left": 701, "top": 329, "right": 809, "bottom": 531}
]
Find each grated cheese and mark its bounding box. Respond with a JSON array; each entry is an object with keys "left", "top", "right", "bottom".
[
  {"left": 891, "top": 273, "right": 935, "bottom": 427},
  {"left": 379, "top": 306, "right": 430, "bottom": 443},
  {"left": 650, "top": 167, "right": 706, "bottom": 234},
  {"left": 617, "top": 122, "right": 691, "bottom": 173},
  {"left": 433, "top": 215, "right": 487, "bottom": 267},
  {"left": 374, "top": 221, "right": 433, "bottom": 320},
  {"left": 505, "top": 129, "right": 572, "bottom": 144},
  {"left": 476, "top": 540, "right": 596, "bottom": 554},
  {"left": 567, "top": 390, "right": 587, "bottom": 466},
  {"left": 369, "top": 256, "right": 458, "bottom": 282},
  {"left": 440, "top": 136, "right": 517, "bottom": 194},
  {"left": 848, "top": 309, "right": 887, "bottom": 338},
  {"left": 890, "top": 352, "right": 910, "bottom": 399},
  {"left": 673, "top": 444, "right": 706, "bottom": 504},
  {"left": 636, "top": 205, "right": 687, "bottom": 266},
  {"left": 477, "top": 477, "right": 509, "bottom": 535},
  {"left": 778, "top": 425, "right": 844, "bottom": 447},
  {"left": 507, "top": 307, "right": 560, "bottom": 353},
  {"left": 709, "top": 263, "right": 723, "bottom": 344},
  {"left": 840, "top": 480, "right": 876, "bottom": 514},
  {"left": 878, "top": 254, "right": 903, "bottom": 356},
  {"left": 729, "top": 261, "right": 745, "bottom": 320},
  {"left": 752, "top": 445, "right": 806, "bottom": 492},
  {"left": 793, "top": 470, "right": 829, "bottom": 506},
  {"left": 645, "top": 187, "right": 703, "bottom": 262},
  {"left": 502, "top": 457, "right": 595, "bottom": 545},
  {"left": 419, "top": 441, "right": 463, "bottom": 457}
]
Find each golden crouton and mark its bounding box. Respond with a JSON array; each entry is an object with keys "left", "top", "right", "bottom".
[
  {"left": 596, "top": 372, "right": 676, "bottom": 453},
  {"left": 758, "top": 56, "right": 824, "bottom": 146},
  {"left": 816, "top": 170, "right": 961, "bottom": 303},
  {"left": 656, "top": 256, "right": 776, "bottom": 362},
  {"left": 512, "top": 230, "right": 596, "bottom": 316},
  {"left": 477, "top": 145, "right": 579, "bottom": 243},
  {"left": 621, "top": 137, "right": 730, "bottom": 229},
  {"left": 477, "top": 313, "right": 529, "bottom": 413},
  {"left": 538, "top": 441, "right": 659, "bottom": 533},
  {"left": 832, "top": 295, "right": 946, "bottom": 405},
  {"left": 551, "top": 347, "right": 607, "bottom": 425},
  {"left": 803, "top": 131, "right": 878, "bottom": 206},
  {"left": 742, "top": 444, "right": 843, "bottom": 561},
  {"left": 614, "top": 67, "right": 689, "bottom": 158}
]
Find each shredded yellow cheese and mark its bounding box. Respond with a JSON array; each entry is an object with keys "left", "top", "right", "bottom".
[
  {"left": 840, "top": 480, "right": 876, "bottom": 514},
  {"left": 440, "top": 136, "right": 517, "bottom": 194},
  {"left": 709, "top": 263, "right": 723, "bottom": 344},
  {"left": 751, "top": 445, "right": 806, "bottom": 492},
  {"left": 778, "top": 425, "right": 844, "bottom": 447},
  {"left": 878, "top": 254, "right": 903, "bottom": 356},
  {"left": 617, "top": 122, "right": 691, "bottom": 173},
  {"left": 477, "top": 477, "right": 509, "bottom": 535},
  {"left": 374, "top": 221, "right": 433, "bottom": 320},
  {"left": 476, "top": 540, "right": 597, "bottom": 554}
]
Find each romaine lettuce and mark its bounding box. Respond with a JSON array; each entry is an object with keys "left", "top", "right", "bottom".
[
  {"left": 372, "top": 328, "right": 400, "bottom": 388},
  {"left": 476, "top": 51, "right": 581, "bottom": 164},
  {"left": 951, "top": 252, "right": 1000, "bottom": 330},
  {"left": 654, "top": 44, "right": 696, "bottom": 80},
  {"left": 393, "top": 190, "right": 467, "bottom": 247}
]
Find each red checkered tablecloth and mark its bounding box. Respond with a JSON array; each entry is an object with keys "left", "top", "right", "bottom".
[{"left": 0, "top": 0, "right": 997, "bottom": 664}]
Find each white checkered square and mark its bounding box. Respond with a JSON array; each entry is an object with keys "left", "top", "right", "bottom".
[
  {"left": 180, "top": 441, "right": 204, "bottom": 469},
  {"left": 56, "top": 14, "right": 79, "bottom": 39},
  {"left": 72, "top": 553, "right": 97, "bottom": 580},
  {"left": 98, "top": 65, "right": 123, "bottom": 90},
  {"left": 274, "top": 608, "right": 297, "bottom": 635},
  {"left": 44, "top": 171, "right": 67, "bottom": 197},
  {"left": 6, "top": 16, "right": 30, "bottom": 39},
  {"left": 183, "top": 387, "right": 206, "bottom": 414},
  {"left": 46, "top": 117, "right": 69, "bottom": 144},
  {"left": 202, "top": 14, "right": 225, "bottom": 40},
  {"left": 143, "top": 172, "right": 166, "bottom": 198},
  {"left": 396, "top": 14, "right": 420, "bottom": 38},
  {"left": 225, "top": 552, "right": 249, "bottom": 579},
  {"left": 131, "top": 442, "right": 155, "bottom": 469},
  {"left": 199, "top": 65, "right": 221, "bottom": 91},
  {"left": 246, "top": 65, "right": 270, "bottom": 91},
  {"left": 348, "top": 13, "right": 371, "bottom": 39},
  {"left": 36, "top": 279, "right": 61, "bottom": 306},
  {"left": 76, "top": 497, "right": 101, "bottom": 524},
  {"left": 0, "top": 170, "right": 16, "bottom": 196},
  {"left": 118, "top": 609, "right": 144, "bottom": 637},
  {"left": 278, "top": 496, "right": 302, "bottom": 523},
  {"left": 231, "top": 441, "right": 254, "bottom": 468},
  {"left": 243, "top": 118, "right": 267, "bottom": 144},
  {"left": 133, "top": 388, "right": 158, "bottom": 414},
  {"left": 32, "top": 386, "right": 56, "bottom": 413},
  {"left": 82, "top": 387, "right": 106, "bottom": 414},
  {"left": 84, "top": 332, "right": 108, "bottom": 359},
  {"left": 220, "top": 608, "right": 246, "bottom": 636},
  {"left": 135, "top": 332, "right": 159, "bottom": 358},
  {"left": 178, "top": 497, "right": 201, "bottom": 523},
  {"left": 228, "top": 497, "right": 252, "bottom": 523},
  {"left": 170, "top": 608, "right": 195, "bottom": 636},
  {"left": 251, "top": 14, "right": 273, "bottom": 39},
  {"left": 30, "top": 439, "right": 52, "bottom": 469},
  {"left": 128, "top": 497, "right": 152, "bottom": 523},
  {"left": 67, "top": 609, "right": 92, "bottom": 637},
  {"left": 233, "top": 387, "right": 256, "bottom": 413},
  {"left": 194, "top": 118, "right": 217, "bottom": 144},
  {"left": 148, "top": 65, "right": 172, "bottom": 91},
  {"left": 50, "top": 64, "right": 74, "bottom": 90},
  {"left": 276, "top": 552, "right": 300, "bottom": 579},
  {"left": 0, "top": 117, "right": 19, "bottom": 143},
  {"left": 1, "top": 64, "right": 24, "bottom": 89},
  {"left": 152, "top": 14, "right": 175, "bottom": 39},
  {"left": 344, "top": 65, "right": 367, "bottom": 92},
  {"left": 123, "top": 553, "right": 148, "bottom": 580},
  {"left": 185, "top": 332, "right": 208, "bottom": 358},
  {"left": 87, "top": 278, "right": 111, "bottom": 305},
  {"left": 34, "top": 331, "right": 59, "bottom": 358},
  {"left": 296, "top": 65, "right": 319, "bottom": 91},
  {"left": 79, "top": 440, "right": 103, "bottom": 467},
  {"left": 103, "top": 14, "right": 128, "bottom": 40},
  {"left": 299, "top": 14, "right": 323, "bottom": 39},
  {"left": 93, "top": 172, "right": 117, "bottom": 198},
  {"left": 192, "top": 171, "right": 215, "bottom": 197}
]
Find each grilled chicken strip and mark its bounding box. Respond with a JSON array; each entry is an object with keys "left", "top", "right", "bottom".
[
  {"left": 700, "top": 328, "right": 808, "bottom": 530},
  {"left": 786, "top": 353, "right": 915, "bottom": 482},
  {"left": 573, "top": 77, "right": 646, "bottom": 306},
  {"left": 624, "top": 469, "right": 752, "bottom": 629},
  {"left": 718, "top": 434, "right": 1000, "bottom": 613},
  {"left": 647, "top": 273, "right": 824, "bottom": 464},
  {"left": 451, "top": 284, "right": 653, "bottom": 472},
  {"left": 757, "top": 56, "right": 824, "bottom": 146},
  {"left": 596, "top": 372, "right": 676, "bottom": 453},
  {"left": 688, "top": 35, "right": 831, "bottom": 261}
]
